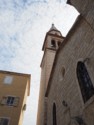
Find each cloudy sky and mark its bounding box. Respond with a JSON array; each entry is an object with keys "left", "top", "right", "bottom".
[{"left": 0, "top": 0, "right": 79, "bottom": 125}]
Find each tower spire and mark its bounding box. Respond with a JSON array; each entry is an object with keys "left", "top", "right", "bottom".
[{"left": 49, "top": 23, "right": 58, "bottom": 31}]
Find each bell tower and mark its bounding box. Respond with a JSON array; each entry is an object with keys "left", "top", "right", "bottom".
[
  {"left": 37, "top": 24, "right": 64, "bottom": 125},
  {"left": 41, "top": 24, "right": 64, "bottom": 89}
]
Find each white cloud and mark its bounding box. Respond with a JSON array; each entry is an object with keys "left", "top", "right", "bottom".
[{"left": 0, "top": 0, "right": 79, "bottom": 125}]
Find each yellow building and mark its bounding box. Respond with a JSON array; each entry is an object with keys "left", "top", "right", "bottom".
[{"left": 0, "top": 70, "right": 31, "bottom": 125}]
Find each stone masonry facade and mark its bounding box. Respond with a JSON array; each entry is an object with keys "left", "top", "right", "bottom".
[
  {"left": 46, "top": 0, "right": 94, "bottom": 125},
  {"left": 37, "top": 0, "right": 94, "bottom": 125}
]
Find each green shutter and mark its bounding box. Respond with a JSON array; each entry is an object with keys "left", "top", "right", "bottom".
[
  {"left": 13, "top": 97, "right": 19, "bottom": 107},
  {"left": 1, "top": 96, "right": 7, "bottom": 105}
]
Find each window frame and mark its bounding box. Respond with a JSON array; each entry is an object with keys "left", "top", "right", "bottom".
[
  {"left": 77, "top": 61, "right": 94, "bottom": 103},
  {"left": 53, "top": 103, "right": 57, "bottom": 125},
  {"left": 1, "top": 95, "right": 19, "bottom": 107},
  {"left": 0, "top": 117, "right": 10, "bottom": 125},
  {"left": 57, "top": 41, "right": 61, "bottom": 47},
  {"left": 6, "top": 96, "right": 15, "bottom": 106},
  {"left": 51, "top": 40, "right": 56, "bottom": 48},
  {"left": 4, "top": 76, "right": 13, "bottom": 85},
  {"left": 59, "top": 66, "right": 65, "bottom": 81}
]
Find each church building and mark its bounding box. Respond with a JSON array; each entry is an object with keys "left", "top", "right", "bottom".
[{"left": 37, "top": 0, "right": 94, "bottom": 125}]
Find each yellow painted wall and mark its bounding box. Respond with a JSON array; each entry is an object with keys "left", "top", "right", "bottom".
[{"left": 0, "top": 71, "right": 30, "bottom": 125}]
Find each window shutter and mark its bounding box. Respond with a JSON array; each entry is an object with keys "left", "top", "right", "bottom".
[
  {"left": 1, "top": 97, "right": 7, "bottom": 105},
  {"left": 13, "top": 97, "right": 19, "bottom": 107}
]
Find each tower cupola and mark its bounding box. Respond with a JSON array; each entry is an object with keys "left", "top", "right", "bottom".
[
  {"left": 49, "top": 24, "right": 58, "bottom": 31},
  {"left": 42, "top": 24, "right": 64, "bottom": 51},
  {"left": 48, "top": 24, "right": 62, "bottom": 36}
]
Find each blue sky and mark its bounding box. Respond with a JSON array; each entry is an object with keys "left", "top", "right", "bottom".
[{"left": 0, "top": 0, "right": 79, "bottom": 125}]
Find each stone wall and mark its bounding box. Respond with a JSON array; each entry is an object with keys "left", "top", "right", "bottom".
[
  {"left": 67, "top": 0, "right": 94, "bottom": 30},
  {"left": 47, "top": 15, "right": 94, "bottom": 125}
]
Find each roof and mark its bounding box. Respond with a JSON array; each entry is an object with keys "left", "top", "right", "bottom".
[
  {"left": 48, "top": 24, "right": 63, "bottom": 36},
  {"left": 49, "top": 24, "right": 58, "bottom": 31},
  {"left": 0, "top": 70, "right": 31, "bottom": 96}
]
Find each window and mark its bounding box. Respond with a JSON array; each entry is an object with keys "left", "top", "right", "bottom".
[
  {"left": 77, "top": 61, "right": 94, "bottom": 103},
  {"left": 51, "top": 40, "right": 56, "bottom": 48},
  {"left": 59, "top": 66, "right": 65, "bottom": 81},
  {"left": 57, "top": 41, "right": 61, "bottom": 47},
  {"left": 7, "top": 97, "right": 15, "bottom": 106},
  {"left": 61, "top": 67, "right": 65, "bottom": 77},
  {"left": 0, "top": 118, "right": 9, "bottom": 125},
  {"left": 4, "top": 76, "right": 13, "bottom": 85},
  {"left": 1, "top": 96, "right": 19, "bottom": 106},
  {"left": 53, "top": 103, "right": 57, "bottom": 125}
]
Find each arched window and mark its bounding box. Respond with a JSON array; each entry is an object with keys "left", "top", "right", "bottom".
[
  {"left": 53, "top": 103, "right": 57, "bottom": 125},
  {"left": 61, "top": 67, "right": 65, "bottom": 77},
  {"left": 51, "top": 40, "right": 56, "bottom": 48},
  {"left": 77, "top": 61, "right": 94, "bottom": 103},
  {"left": 57, "top": 41, "right": 61, "bottom": 47},
  {"left": 59, "top": 66, "right": 65, "bottom": 81}
]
